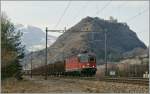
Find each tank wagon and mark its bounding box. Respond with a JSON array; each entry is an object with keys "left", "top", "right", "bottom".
[{"left": 24, "top": 52, "right": 97, "bottom": 76}]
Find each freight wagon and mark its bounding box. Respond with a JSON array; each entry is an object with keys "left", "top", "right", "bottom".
[{"left": 24, "top": 52, "right": 97, "bottom": 76}]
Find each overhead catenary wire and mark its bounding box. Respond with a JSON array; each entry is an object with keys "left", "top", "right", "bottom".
[
  {"left": 73, "top": 1, "right": 89, "bottom": 22},
  {"left": 125, "top": 8, "right": 149, "bottom": 22},
  {"left": 117, "top": 2, "right": 127, "bottom": 20},
  {"left": 54, "top": 0, "right": 71, "bottom": 29},
  {"left": 95, "top": 0, "right": 112, "bottom": 16}
]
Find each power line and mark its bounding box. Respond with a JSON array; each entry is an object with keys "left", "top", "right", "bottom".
[
  {"left": 117, "top": 2, "right": 127, "bottom": 20},
  {"left": 125, "top": 8, "right": 149, "bottom": 22},
  {"left": 54, "top": 1, "right": 71, "bottom": 29},
  {"left": 95, "top": 0, "right": 112, "bottom": 16},
  {"left": 73, "top": 1, "right": 89, "bottom": 21}
]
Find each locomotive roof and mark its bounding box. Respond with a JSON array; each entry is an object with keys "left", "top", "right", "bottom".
[{"left": 78, "top": 52, "right": 96, "bottom": 57}]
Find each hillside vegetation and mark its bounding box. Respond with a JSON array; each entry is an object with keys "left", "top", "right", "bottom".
[{"left": 1, "top": 12, "right": 24, "bottom": 80}]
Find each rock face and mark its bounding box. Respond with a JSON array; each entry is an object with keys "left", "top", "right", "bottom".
[
  {"left": 22, "top": 16, "right": 147, "bottom": 69},
  {"left": 123, "top": 47, "right": 149, "bottom": 58}
]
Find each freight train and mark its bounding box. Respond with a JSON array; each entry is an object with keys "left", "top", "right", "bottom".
[{"left": 24, "top": 52, "right": 97, "bottom": 76}]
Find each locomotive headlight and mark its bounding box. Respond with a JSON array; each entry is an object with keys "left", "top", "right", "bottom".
[
  {"left": 92, "top": 65, "right": 95, "bottom": 68},
  {"left": 87, "top": 63, "right": 89, "bottom": 66},
  {"left": 82, "top": 65, "right": 85, "bottom": 68}
]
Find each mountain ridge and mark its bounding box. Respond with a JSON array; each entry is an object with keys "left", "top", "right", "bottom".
[
  {"left": 22, "top": 17, "right": 147, "bottom": 69},
  {"left": 15, "top": 24, "right": 57, "bottom": 52}
]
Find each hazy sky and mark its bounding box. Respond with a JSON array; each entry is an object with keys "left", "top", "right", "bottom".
[{"left": 1, "top": 1, "right": 149, "bottom": 46}]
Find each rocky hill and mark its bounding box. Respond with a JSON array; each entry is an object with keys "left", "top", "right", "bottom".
[
  {"left": 22, "top": 16, "right": 147, "bottom": 69},
  {"left": 123, "top": 47, "right": 149, "bottom": 58}
]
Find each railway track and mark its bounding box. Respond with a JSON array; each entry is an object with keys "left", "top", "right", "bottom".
[
  {"left": 78, "top": 77, "right": 149, "bottom": 86},
  {"left": 49, "top": 76, "right": 149, "bottom": 85},
  {"left": 63, "top": 76, "right": 149, "bottom": 85},
  {"left": 24, "top": 75, "right": 149, "bottom": 85},
  {"left": 101, "top": 77, "right": 149, "bottom": 86}
]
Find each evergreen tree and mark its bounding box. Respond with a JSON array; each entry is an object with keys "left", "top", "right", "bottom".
[{"left": 1, "top": 12, "right": 25, "bottom": 80}]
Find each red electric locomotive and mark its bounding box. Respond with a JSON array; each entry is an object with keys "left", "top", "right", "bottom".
[
  {"left": 65, "top": 52, "right": 97, "bottom": 76},
  {"left": 24, "top": 52, "right": 97, "bottom": 76}
]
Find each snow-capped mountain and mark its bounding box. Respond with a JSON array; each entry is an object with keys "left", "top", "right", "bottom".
[{"left": 15, "top": 24, "right": 57, "bottom": 53}]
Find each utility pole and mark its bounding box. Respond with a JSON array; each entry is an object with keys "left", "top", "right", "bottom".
[
  {"left": 64, "top": 27, "right": 66, "bottom": 32},
  {"left": 45, "top": 27, "right": 48, "bottom": 80},
  {"left": 30, "top": 52, "right": 33, "bottom": 78},
  {"left": 45, "top": 27, "right": 65, "bottom": 80},
  {"left": 105, "top": 29, "right": 107, "bottom": 77},
  {"left": 63, "top": 27, "right": 67, "bottom": 60}
]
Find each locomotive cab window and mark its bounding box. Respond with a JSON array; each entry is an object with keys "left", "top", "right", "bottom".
[
  {"left": 78, "top": 54, "right": 89, "bottom": 62},
  {"left": 89, "top": 56, "right": 95, "bottom": 62}
]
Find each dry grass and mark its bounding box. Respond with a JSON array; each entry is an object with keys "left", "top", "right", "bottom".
[
  {"left": 1, "top": 77, "right": 46, "bottom": 93},
  {"left": 1, "top": 76, "right": 149, "bottom": 93}
]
